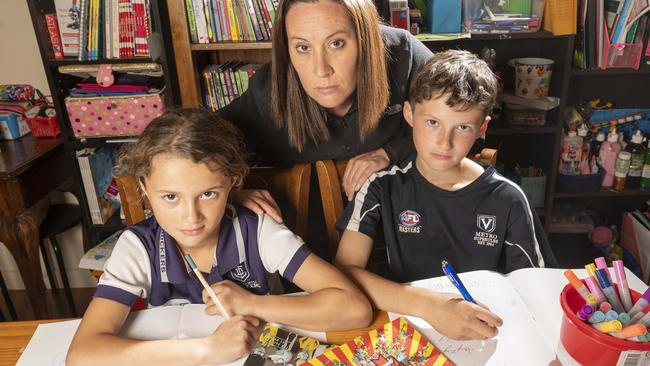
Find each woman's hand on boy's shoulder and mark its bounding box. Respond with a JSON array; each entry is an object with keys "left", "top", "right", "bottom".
[
  {"left": 200, "top": 315, "right": 261, "bottom": 364},
  {"left": 342, "top": 148, "right": 390, "bottom": 200},
  {"left": 419, "top": 292, "right": 503, "bottom": 341},
  {"left": 231, "top": 189, "right": 283, "bottom": 223},
  {"left": 204, "top": 280, "right": 257, "bottom": 317}
]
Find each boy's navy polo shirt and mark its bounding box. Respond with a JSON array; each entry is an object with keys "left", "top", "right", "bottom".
[{"left": 95, "top": 205, "right": 311, "bottom": 307}]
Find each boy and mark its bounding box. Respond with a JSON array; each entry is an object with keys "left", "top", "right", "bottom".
[{"left": 335, "top": 50, "right": 554, "bottom": 340}]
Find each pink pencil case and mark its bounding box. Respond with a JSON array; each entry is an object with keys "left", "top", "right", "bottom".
[{"left": 65, "top": 91, "right": 164, "bottom": 138}]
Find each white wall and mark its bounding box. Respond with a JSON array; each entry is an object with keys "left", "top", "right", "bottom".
[
  {"left": 0, "top": 1, "right": 96, "bottom": 289},
  {"left": 0, "top": 0, "right": 51, "bottom": 95}
]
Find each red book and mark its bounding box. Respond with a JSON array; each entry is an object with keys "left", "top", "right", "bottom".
[{"left": 45, "top": 13, "right": 65, "bottom": 59}]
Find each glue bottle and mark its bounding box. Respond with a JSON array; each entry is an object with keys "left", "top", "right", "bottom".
[
  {"left": 600, "top": 130, "right": 622, "bottom": 188},
  {"left": 626, "top": 130, "right": 645, "bottom": 189}
]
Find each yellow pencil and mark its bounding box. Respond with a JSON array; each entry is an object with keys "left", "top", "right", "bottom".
[{"left": 184, "top": 254, "right": 230, "bottom": 319}]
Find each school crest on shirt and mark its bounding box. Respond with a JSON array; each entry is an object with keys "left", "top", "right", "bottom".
[
  {"left": 398, "top": 210, "right": 421, "bottom": 233},
  {"left": 473, "top": 214, "right": 498, "bottom": 247},
  {"left": 229, "top": 262, "right": 261, "bottom": 289}
]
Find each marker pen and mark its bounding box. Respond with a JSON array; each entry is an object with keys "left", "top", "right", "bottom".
[
  {"left": 595, "top": 268, "right": 626, "bottom": 314},
  {"left": 564, "top": 270, "right": 593, "bottom": 303},
  {"left": 576, "top": 305, "right": 594, "bottom": 321},
  {"left": 584, "top": 276, "right": 606, "bottom": 305},
  {"left": 618, "top": 312, "right": 631, "bottom": 325},
  {"left": 591, "top": 319, "right": 623, "bottom": 333},
  {"left": 610, "top": 324, "right": 647, "bottom": 339},
  {"left": 588, "top": 311, "right": 606, "bottom": 324},
  {"left": 605, "top": 310, "right": 619, "bottom": 321},
  {"left": 613, "top": 260, "right": 633, "bottom": 312},
  {"left": 628, "top": 288, "right": 650, "bottom": 318},
  {"left": 585, "top": 263, "right": 598, "bottom": 280},
  {"left": 627, "top": 334, "right": 649, "bottom": 342},
  {"left": 630, "top": 304, "right": 650, "bottom": 324},
  {"left": 586, "top": 294, "right": 598, "bottom": 308},
  {"left": 595, "top": 257, "right": 612, "bottom": 283},
  {"left": 600, "top": 301, "right": 612, "bottom": 313},
  {"left": 637, "top": 310, "right": 650, "bottom": 327}
]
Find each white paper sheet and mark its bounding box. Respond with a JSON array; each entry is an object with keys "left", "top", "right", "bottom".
[
  {"left": 388, "top": 270, "right": 559, "bottom": 366},
  {"left": 16, "top": 304, "right": 326, "bottom": 366}
]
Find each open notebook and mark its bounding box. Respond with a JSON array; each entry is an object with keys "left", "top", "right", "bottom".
[{"left": 388, "top": 267, "right": 647, "bottom": 366}]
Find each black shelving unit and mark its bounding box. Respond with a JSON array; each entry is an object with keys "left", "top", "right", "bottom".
[
  {"left": 422, "top": 35, "right": 574, "bottom": 229},
  {"left": 27, "top": 0, "right": 179, "bottom": 249}
]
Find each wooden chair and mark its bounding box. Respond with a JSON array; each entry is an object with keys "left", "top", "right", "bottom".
[
  {"left": 114, "top": 163, "right": 311, "bottom": 239},
  {"left": 316, "top": 148, "right": 498, "bottom": 256}
]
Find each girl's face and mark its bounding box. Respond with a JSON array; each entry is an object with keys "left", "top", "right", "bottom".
[
  {"left": 141, "top": 154, "right": 233, "bottom": 251},
  {"left": 285, "top": 0, "right": 359, "bottom": 117}
]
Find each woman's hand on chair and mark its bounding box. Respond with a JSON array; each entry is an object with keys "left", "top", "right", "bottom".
[
  {"left": 342, "top": 148, "right": 390, "bottom": 201},
  {"left": 231, "top": 189, "right": 283, "bottom": 223}
]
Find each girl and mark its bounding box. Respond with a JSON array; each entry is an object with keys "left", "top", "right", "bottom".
[{"left": 67, "top": 108, "right": 372, "bottom": 366}]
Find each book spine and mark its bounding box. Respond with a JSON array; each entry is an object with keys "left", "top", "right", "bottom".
[
  {"left": 54, "top": 0, "right": 81, "bottom": 56},
  {"left": 202, "top": 0, "right": 216, "bottom": 42},
  {"left": 77, "top": 150, "right": 103, "bottom": 225},
  {"left": 249, "top": 0, "right": 266, "bottom": 41},
  {"left": 185, "top": 0, "right": 199, "bottom": 43},
  {"left": 210, "top": 0, "right": 223, "bottom": 42},
  {"left": 235, "top": 0, "right": 253, "bottom": 41},
  {"left": 191, "top": 0, "right": 210, "bottom": 43},
  {"left": 111, "top": 0, "right": 120, "bottom": 58},
  {"left": 217, "top": 0, "right": 231, "bottom": 41},
  {"left": 45, "top": 13, "right": 65, "bottom": 59},
  {"left": 225, "top": 0, "right": 240, "bottom": 41},
  {"left": 258, "top": 0, "right": 273, "bottom": 37}
]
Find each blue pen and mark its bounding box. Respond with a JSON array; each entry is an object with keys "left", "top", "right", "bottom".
[{"left": 441, "top": 260, "right": 476, "bottom": 304}]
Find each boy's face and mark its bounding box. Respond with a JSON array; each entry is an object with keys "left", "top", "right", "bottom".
[
  {"left": 141, "top": 154, "right": 233, "bottom": 251},
  {"left": 404, "top": 95, "right": 490, "bottom": 180}
]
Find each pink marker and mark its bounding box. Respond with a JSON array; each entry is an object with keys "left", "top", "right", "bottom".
[
  {"left": 595, "top": 257, "right": 612, "bottom": 283},
  {"left": 584, "top": 276, "right": 606, "bottom": 305},
  {"left": 613, "top": 260, "right": 633, "bottom": 312}
]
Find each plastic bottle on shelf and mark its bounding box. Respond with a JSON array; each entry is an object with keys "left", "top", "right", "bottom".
[
  {"left": 560, "top": 129, "right": 583, "bottom": 175},
  {"left": 577, "top": 124, "right": 591, "bottom": 174},
  {"left": 641, "top": 140, "right": 650, "bottom": 189},
  {"left": 613, "top": 151, "right": 631, "bottom": 192},
  {"left": 626, "top": 130, "right": 645, "bottom": 189},
  {"left": 600, "top": 131, "right": 622, "bottom": 188},
  {"left": 591, "top": 132, "right": 606, "bottom": 163}
]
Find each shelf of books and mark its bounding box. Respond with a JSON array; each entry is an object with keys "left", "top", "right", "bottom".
[{"left": 30, "top": 0, "right": 178, "bottom": 246}]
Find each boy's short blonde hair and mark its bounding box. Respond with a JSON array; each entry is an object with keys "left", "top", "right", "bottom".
[
  {"left": 408, "top": 50, "right": 499, "bottom": 115},
  {"left": 117, "top": 108, "right": 249, "bottom": 189}
]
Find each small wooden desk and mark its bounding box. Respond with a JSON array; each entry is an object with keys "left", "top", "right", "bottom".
[
  {"left": 1, "top": 311, "right": 389, "bottom": 366},
  {"left": 0, "top": 135, "right": 71, "bottom": 319}
]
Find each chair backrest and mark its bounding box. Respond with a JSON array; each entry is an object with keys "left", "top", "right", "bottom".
[
  {"left": 316, "top": 148, "right": 498, "bottom": 254},
  {"left": 115, "top": 163, "right": 311, "bottom": 239}
]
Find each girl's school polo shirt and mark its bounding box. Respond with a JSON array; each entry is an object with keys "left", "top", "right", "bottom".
[{"left": 94, "top": 205, "right": 311, "bottom": 307}]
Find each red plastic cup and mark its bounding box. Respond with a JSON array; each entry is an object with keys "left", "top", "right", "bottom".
[{"left": 560, "top": 283, "right": 650, "bottom": 365}]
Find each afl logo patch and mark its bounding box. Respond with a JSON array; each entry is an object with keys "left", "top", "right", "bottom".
[{"left": 400, "top": 210, "right": 421, "bottom": 226}]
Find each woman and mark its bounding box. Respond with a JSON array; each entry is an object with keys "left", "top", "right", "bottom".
[{"left": 223, "top": 0, "right": 433, "bottom": 214}]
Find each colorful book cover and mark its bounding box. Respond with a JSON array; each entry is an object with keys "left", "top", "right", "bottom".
[
  {"left": 305, "top": 317, "right": 453, "bottom": 366},
  {"left": 244, "top": 324, "right": 332, "bottom": 366},
  {"left": 78, "top": 230, "right": 122, "bottom": 271}
]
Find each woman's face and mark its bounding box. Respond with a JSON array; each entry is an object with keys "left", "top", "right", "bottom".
[{"left": 285, "top": 0, "right": 359, "bottom": 117}]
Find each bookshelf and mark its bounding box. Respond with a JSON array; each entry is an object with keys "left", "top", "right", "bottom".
[{"left": 27, "top": 0, "right": 179, "bottom": 249}]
